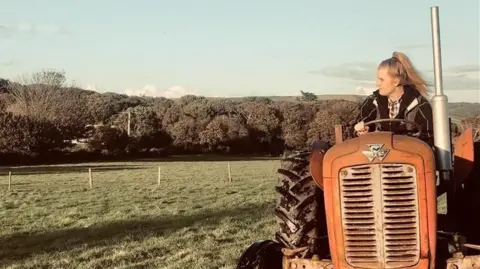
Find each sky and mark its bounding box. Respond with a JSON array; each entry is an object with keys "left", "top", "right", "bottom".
[{"left": 0, "top": 0, "right": 479, "bottom": 102}]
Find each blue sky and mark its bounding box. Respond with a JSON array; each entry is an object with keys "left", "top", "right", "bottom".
[{"left": 0, "top": 0, "right": 479, "bottom": 102}]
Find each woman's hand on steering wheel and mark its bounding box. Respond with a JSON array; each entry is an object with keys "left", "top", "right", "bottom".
[{"left": 354, "top": 121, "right": 369, "bottom": 136}]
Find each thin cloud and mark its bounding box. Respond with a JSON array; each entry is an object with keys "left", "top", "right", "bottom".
[
  {"left": 315, "top": 62, "right": 479, "bottom": 92},
  {"left": 425, "top": 64, "right": 480, "bottom": 74},
  {"left": 0, "top": 60, "right": 14, "bottom": 67},
  {"left": 439, "top": 74, "right": 479, "bottom": 91},
  {"left": 0, "top": 23, "right": 35, "bottom": 36},
  {"left": 125, "top": 85, "right": 200, "bottom": 98},
  {"left": 0, "top": 24, "right": 13, "bottom": 38},
  {"left": 445, "top": 64, "right": 480, "bottom": 73},
  {"left": 55, "top": 27, "right": 70, "bottom": 35},
  {"left": 428, "top": 64, "right": 479, "bottom": 91},
  {"left": 308, "top": 62, "right": 377, "bottom": 81},
  {"left": 0, "top": 22, "right": 69, "bottom": 37},
  {"left": 85, "top": 84, "right": 99, "bottom": 92}
]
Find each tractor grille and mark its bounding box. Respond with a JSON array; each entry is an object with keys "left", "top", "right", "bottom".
[{"left": 339, "top": 164, "right": 420, "bottom": 269}]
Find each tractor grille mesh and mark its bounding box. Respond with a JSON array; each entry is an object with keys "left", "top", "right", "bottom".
[{"left": 339, "top": 164, "right": 420, "bottom": 269}]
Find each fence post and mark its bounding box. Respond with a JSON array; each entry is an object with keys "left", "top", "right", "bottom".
[
  {"left": 158, "top": 166, "right": 161, "bottom": 186},
  {"left": 228, "top": 163, "right": 232, "bottom": 182},
  {"left": 89, "top": 168, "right": 93, "bottom": 188}
]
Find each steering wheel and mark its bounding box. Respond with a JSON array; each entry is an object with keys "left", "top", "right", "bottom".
[{"left": 363, "top": 118, "right": 423, "bottom": 138}]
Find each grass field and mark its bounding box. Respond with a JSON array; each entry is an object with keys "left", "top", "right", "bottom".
[
  {"left": 0, "top": 158, "right": 281, "bottom": 269},
  {"left": 0, "top": 157, "right": 449, "bottom": 269}
]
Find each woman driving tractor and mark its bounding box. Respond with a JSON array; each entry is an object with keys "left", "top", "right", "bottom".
[
  {"left": 354, "top": 51, "right": 434, "bottom": 147},
  {"left": 237, "top": 52, "right": 437, "bottom": 269}
]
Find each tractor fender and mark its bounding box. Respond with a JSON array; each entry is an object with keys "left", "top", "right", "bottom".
[{"left": 309, "top": 139, "right": 329, "bottom": 190}]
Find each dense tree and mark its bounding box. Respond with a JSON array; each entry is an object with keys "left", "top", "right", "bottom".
[
  {"left": 0, "top": 78, "right": 10, "bottom": 92},
  {"left": 0, "top": 70, "right": 478, "bottom": 165},
  {"left": 0, "top": 112, "right": 65, "bottom": 157},
  {"left": 5, "top": 70, "right": 67, "bottom": 119},
  {"left": 87, "top": 125, "right": 130, "bottom": 155},
  {"left": 199, "top": 114, "right": 249, "bottom": 153},
  {"left": 278, "top": 102, "right": 316, "bottom": 150},
  {"left": 298, "top": 90, "right": 317, "bottom": 101}
]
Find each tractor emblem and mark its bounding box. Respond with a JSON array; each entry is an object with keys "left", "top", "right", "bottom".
[{"left": 362, "top": 143, "right": 390, "bottom": 162}]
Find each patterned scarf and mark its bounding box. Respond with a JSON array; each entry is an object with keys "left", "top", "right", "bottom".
[{"left": 388, "top": 98, "right": 401, "bottom": 119}]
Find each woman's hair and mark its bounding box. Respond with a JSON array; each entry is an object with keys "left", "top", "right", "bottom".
[{"left": 378, "top": 51, "right": 431, "bottom": 96}]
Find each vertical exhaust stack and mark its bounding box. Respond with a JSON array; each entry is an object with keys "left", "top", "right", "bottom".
[
  {"left": 431, "top": 6, "right": 457, "bottom": 225},
  {"left": 430, "top": 6, "right": 453, "bottom": 172}
]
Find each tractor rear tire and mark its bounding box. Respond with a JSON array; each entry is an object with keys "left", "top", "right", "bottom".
[{"left": 274, "top": 150, "right": 329, "bottom": 258}]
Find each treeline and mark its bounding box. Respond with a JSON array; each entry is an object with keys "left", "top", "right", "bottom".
[{"left": 0, "top": 70, "right": 478, "bottom": 165}]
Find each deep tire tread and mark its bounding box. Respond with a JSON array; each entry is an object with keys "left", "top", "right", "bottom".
[{"left": 274, "top": 150, "right": 329, "bottom": 258}]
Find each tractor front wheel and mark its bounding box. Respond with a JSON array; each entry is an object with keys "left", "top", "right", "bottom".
[{"left": 274, "top": 150, "right": 329, "bottom": 259}]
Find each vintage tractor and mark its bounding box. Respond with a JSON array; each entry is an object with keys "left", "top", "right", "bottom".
[{"left": 236, "top": 6, "right": 480, "bottom": 269}]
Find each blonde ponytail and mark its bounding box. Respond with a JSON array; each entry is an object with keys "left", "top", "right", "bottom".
[{"left": 379, "top": 52, "right": 431, "bottom": 96}]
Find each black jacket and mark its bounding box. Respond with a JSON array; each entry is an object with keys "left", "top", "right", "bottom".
[{"left": 354, "top": 85, "right": 434, "bottom": 147}]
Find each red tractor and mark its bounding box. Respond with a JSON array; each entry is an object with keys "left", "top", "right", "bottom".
[{"left": 237, "top": 6, "right": 480, "bottom": 269}]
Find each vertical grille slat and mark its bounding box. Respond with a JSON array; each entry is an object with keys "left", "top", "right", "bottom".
[
  {"left": 339, "top": 163, "right": 420, "bottom": 269},
  {"left": 382, "top": 164, "right": 419, "bottom": 266}
]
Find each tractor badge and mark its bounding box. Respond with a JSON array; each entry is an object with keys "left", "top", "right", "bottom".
[{"left": 362, "top": 143, "right": 390, "bottom": 162}]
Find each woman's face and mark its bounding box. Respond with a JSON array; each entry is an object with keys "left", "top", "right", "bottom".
[{"left": 376, "top": 67, "right": 399, "bottom": 97}]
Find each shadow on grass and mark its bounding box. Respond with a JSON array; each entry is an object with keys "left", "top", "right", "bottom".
[
  {"left": 0, "top": 164, "right": 145, "bottom": 176},
  {"left": 0, "top": 201, "right": 275, "bottom": 266}
]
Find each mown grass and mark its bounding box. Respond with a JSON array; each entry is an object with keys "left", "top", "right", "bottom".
[
  {"left": 0, "top": 158, "right": 449, "bottom": 269},
  {"left": 0, "top": 158, "right": 280, "bottom": 269}
]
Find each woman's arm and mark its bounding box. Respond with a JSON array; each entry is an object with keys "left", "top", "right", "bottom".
[
  {"left": 414, "top": 102, "right": 435, "bottom": 147},
  {"left": 347, "top": 96, "right": 378, "bottom": 137},
  {"left": 353, "top": 96, "right": 378, "bottom": 135},
  {"left": 356, "top": 96, "right": 377, "bottom": 123}
]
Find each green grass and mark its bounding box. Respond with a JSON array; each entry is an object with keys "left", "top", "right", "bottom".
[
  {"left": 0, "top": 158, "right": 449, "bottom": 269},
  {"left": 0, "top": 159, "right": 280, "bottom": 269}
]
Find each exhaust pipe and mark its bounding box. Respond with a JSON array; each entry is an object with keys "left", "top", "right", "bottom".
[
  {"left": 430, "top": 5, "right": 453, "bottom": 172},
  {"left": 430, "top": 6, "right": 458, "bottom": 225}
]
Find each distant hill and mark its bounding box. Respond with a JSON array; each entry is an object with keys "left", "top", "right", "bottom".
[
  {"left": 223, "top": 94, "right": 479, "bottom": 120},
  {"left": 202, "top": 94, "right": 365, "bottom": 103},
  {"left": 99, "top": 91, "right": 480, "bottom": 120}
]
